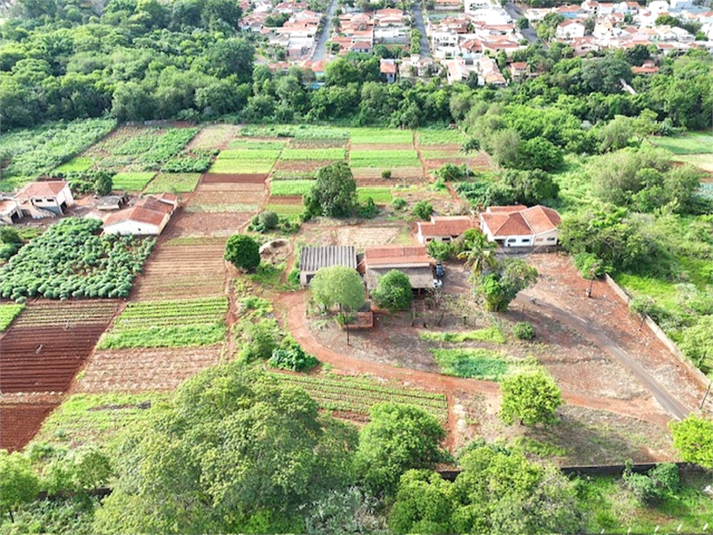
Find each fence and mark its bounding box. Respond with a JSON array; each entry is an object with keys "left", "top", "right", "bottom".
[{"left": 603, "top": 274, "right": 711, "bottom": 391}]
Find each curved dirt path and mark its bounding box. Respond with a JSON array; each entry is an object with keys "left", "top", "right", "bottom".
[
  {"left": 277, "top": 292, "right": 673, "bottom": 435},
  {"left": 516, "top": 293, "right": 689, "bottom": 420}
]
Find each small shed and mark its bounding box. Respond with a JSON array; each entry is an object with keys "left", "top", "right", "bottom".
[
  {"left": 299, "top": 245, "right": 357, "bottom": 287},
  {"left": 97, "top": 195, "right": 128, "bottom": 211},
  {"left": 363, "top": 245, "right": 434, "bottom": 291}
]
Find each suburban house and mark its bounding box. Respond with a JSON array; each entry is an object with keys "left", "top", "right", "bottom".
[
  {"left": 416, "top": 215, "right": 475, "bottom": 245},
  {"left": 362, "top": 245, "right": 434, "bottom": 291},
  {"left": 299, "top": 245, "right": 357, "bottom": 287},
  {"left": 13, "top": 181, "right": 74, "bottom": 218},
  {"left": 556, "top": 20, "right": 587, "bottom": 40},
  {"left": 102, "top": 194, "right": 177, "bottom": 236},
  {"left": 479, "top": 205, "right": 562, "bottom": 247}
]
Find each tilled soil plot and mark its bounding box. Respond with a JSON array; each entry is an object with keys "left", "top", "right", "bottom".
[
  {"left": 76, "top": 346, "right": 223, "bottom": 393},
  {"left": 163, "top": 211, "right": 252, "bottom": 238},
  {"left": 201, "top": 173, "right": 267, "bottom": 184},
  {"left": 187, "top": 125, "right": 238, "bottom": 150},
  {"left": 0, "top": 402, "right": 58, "bottom": 452}
]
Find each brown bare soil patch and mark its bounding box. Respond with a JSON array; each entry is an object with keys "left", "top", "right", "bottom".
[
  {"left": 133, "top": 244, "right": 226, "bottom": 300},
  {"left": 162, "top": 211, "right": 252, "bottom": 238},
  {"left": 188, "top": 125, "right": 238, "bottom": 150},
  {"left": 201, "top": 173, "right": 267, "bottom": 184},
  {"left": 189, "top": 190, "right": 265, "bottom": 206},
  {"left": 0, "top": 402, "right": 57, "bottom": 452},
  {"left": 76, "top": 346, "right": 223, "bottom": 393},
  {"left": 195, "top": 183, "right": 266, "bottom": 192},
  {"left": 266, "top": 195, "right": 303, "bottom": 205}
]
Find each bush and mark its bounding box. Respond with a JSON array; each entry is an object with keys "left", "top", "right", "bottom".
[
  {"left": 573, "top": 252, "right": 608, "bottom": 278},
  {"left": 371, "top": 270, "right": 413, "bottom": 313},
  {"left": 381, "top": 169, "right": 392, "bottom": 179},
  {"left": 358, "top": 197, "right": 378, "bottom": 218},
  {"left": 269, "top": 340, "right": 318, "bottom": 372},
  {"left": 427, "top": 241, "right": 453, "bottom": 261},
  {"left": 238, "top": 319, "right": 280, "bottom": 363},
  {"left": 225, "top": 234, "right": 260, "bottom": 272},
  {"left": 392, "top": 198, "right": 407, "bottom": 211},
  {"left": 413, "top": 200, "right": 433, "bottom": 221},
  {"left": 512, "top": 321, "right": 535, "bottom": 340},
  {"left": 0, "top": 227, "right": 22, "bottom": 244},
  {"left": 435, "top": 163, "right": 466, "bottom": 182},
  {"left": 259, "top": 211, "right": 279, "bottom": 230}
]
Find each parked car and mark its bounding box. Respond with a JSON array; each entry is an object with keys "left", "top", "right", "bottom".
[{"left": 435, "top": 261, "right": 445, "bottom": 278}]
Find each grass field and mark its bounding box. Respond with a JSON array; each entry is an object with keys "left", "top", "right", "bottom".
[
  {"left": 350, "top": 150, "right": 421, "bottom": 168},
  {"left": 263, "top": 203, "right": 304, "bottom": 219},
  {"left": 227, "top": 139, "right": 288, "bottom": 150},
  {"left": 430, "top": 348, "right": 509, "bottom": 379},
  {"left": 98, "top": 297, "right": 228, "bottom": 349},
  {"left": 208, "top": 160, "right": 274, "bottom": 174},
  {"left": 419, "top": 327, "right": 506, "bottom": 344},
  {"left": 270, "top": 180, "right": 315, "bottom": 196},
  {"left": 280, "top": 148, "right": 346, "bottom": 161},
  {"left": 53, "top": 157, "right": 94, "bottom": 173},
  {"left": 357, "top": 187, "right": 393, "bottom": 203},
  {"left": 649, "top": 132, "right": 713, "bottom": 155},
  {"left": 349, "top": 128, "right": 413, "bottom": 145},
  {"left": 217, "top": 149, "right": 282, "bottom": 160},
  {"left": 143, "top": 173, "right": 201, "bottom": 193},
  {"left": 269, "top": 372, "right": 448, "bottom": 422},
  {"left": 112, "top": 172, "right": 156, "bottom": 191},
  {"left": 31, "top": 392, "right": 169, "bottom": 450},
  {"left": 0, "top": 304, "right": 25, "bottom": 331},
  {"left": 417, "top": 129, "right": 467, "bottom": 146}
]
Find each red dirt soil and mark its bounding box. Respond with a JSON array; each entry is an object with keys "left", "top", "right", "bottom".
[
  {"left": 0, "top": 403, "right": 57, "bottom": 452},
  {"left": 201, "top": 173, "right": 267, "bottom": 184},
  {"left": 266, "top": 195, "right": 303, "bottom": 205}
]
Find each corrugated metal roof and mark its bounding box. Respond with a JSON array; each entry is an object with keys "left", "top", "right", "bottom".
[{"left": 300, "top": 246, "right": 357, "bottom": 273}]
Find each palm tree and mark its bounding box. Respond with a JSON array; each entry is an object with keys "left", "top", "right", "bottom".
[
  {"left": 460, "top": 137, "right": 480, "bottom": 176},
  {"left": 457, "top": 228, "right": 497, "bottom": 277}
]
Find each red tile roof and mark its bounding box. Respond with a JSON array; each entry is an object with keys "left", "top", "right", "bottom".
[
  {"left": 380, "top": 61, "right": 398, "bottom": 74},
  {"left": 521, "top": 205, "right": 561, "bottom": 234},
  {"left": 481, "top": 205, "right": 560, "bottom": 237},
  {"left": 137, "top": 196, "right": 173, "bottom": 214},
  {"left": 104, "top": 206, "right": 168, "bottom": 228},
  {"left": 364, "top": 246, "right": 431, "bottom": 267},
  {"left": 15, "top": 181, "right": 68, "bottom": 199},
  {"left": 418, "top": 216, "right": 474, "bottom": 238}
]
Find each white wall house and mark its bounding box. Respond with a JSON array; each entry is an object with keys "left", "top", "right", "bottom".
[
  {"left": 103, "top": 195, "right": 176, "bottom": 236},
  {"left": 416, "top": 216, "right": 474, "bottom": 245},
  {"left": 556, "top": 20, "right": 587, "bottom": 40},
  {"left": 479, "top": 205, "right": 561, "bottom": 248},
  {"left": 14, "top": 181, "right": 74, "bottom": 217}
]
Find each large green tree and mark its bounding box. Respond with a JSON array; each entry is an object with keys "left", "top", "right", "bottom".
[
  {"left": 669, "top": 414, "right": 713, "bottom": 469},
  {"left": 309, "top": 265, "right": 365, "bottom": 313},
  {"left": 224, "top": 234, "right": 260, "bottom": 272},
  {"left": 371, "top": 270, "right": 413, "bottom": 313},
  {"left": 304, "top": 162, "right": 357, "bottom": 218},
  {"left": 474, "top": 258, "right": 538, "bottom": 312},
  {"left": 93, "top": 366, "right": 358, "bottom": 534},
  {"left": 0, "top": 450, "right": 40, "bottom": 523},
  {"left": 499, "top": 372, "right": 563, "bottom": 426},
  {"left": 355, "top": 403, "right": 447, "bottom": 496}
]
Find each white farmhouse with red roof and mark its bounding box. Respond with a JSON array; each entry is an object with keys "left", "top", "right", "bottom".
[
  {"left": 102, "top": 194, "right": 177, "bottom": 236},
  {"left": 479, "top": 205, "right": 561, "bottom": 248},
  {"left": 14, "top": 180, "right": 74, "bottom": 218},
  {"left": 416, "top": 215, "right": 475, "bottom": 245}
]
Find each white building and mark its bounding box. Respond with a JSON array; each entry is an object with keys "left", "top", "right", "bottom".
[
  {"left": 479, "top": 205, "right": 561, "bottom": 248},
  {"left": 556, "top": 20, "right": 587, "bottom": 40},
  {"left": 14, "top": 181, "right": 74, "bottom": 218},
  {"left": 103, "top": 195, "right": 177, "bottom": 236}
]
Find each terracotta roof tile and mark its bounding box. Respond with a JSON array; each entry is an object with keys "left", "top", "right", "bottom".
[
  {"left": 16, "top": 181, "right": 68, "bottom": 198},
  {"left": 104, "top": 206, "right": 168, "bottom": 228},
  {"left": 364, "top": 246, "right": 431, "bottom": 267},
  {"left": 418, "top": 216, "right": 474, "bottom": 237}
]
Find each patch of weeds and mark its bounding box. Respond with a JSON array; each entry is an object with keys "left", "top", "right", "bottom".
[
  {"left": 419, "top": 326, "right": 505, "bottom": 344},
  {"left": 430, "top": 348, "right": 508, "bottom": 379}
]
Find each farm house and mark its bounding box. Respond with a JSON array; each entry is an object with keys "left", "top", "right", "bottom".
[
  {"left": 362, "top": 245, "right": 435, "bottom": 292},
  {"left": 479, "top": 205, "right": 561, "bottom": 247},
  {"left": 299, "top": 245, "right": 357, "bottom": 287},
  {"left": 103, "top": 195, "right": 177, "bottom": 236},
  {"left": 416, "top": 215, "right": 475, "bottom": 245},
  {"left": 13, "top": 181, "right": 74, "bottom": 219}
]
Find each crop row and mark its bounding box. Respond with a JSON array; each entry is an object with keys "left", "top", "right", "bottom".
[
  {"left": 279, "top": 148, "right": 346, "bottom": 161},
  {"left": 208, "top": 160, "right": 274, "bottom": 174},
  {"left": 350, "top": 150, "right": 421, "bottom": 168},
  {"left": 117, "top": 298, "right": 228, "bottom": 319},
  {"left": 269, "top": 372, "right": 447, "bottom": 402},
  {"left": 13, "top": 303, "right": 118, "bottom": 327},
  {"left": 0, "top": 304, "right": 25, "bottom": 332},
  {"left": 349, "top": 128, "right": 413, "bottom": 145},
  {"left": 218, "top": 149, "right": 283, "bottom": 160},
  {"left": 417, "top": 129, "right": 467, "bottom": 146},
  {"left": 227, "top": 139, "right": 288, "bottom": 150},
  {"left": 270, "top": 180, "right": 314, "bottom": 196}
]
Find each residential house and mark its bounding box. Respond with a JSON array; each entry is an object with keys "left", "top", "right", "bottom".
[
  {"left": 479, "top": 205, "right": 561, "bottom": 247},
  {"left": 102, "top": 195, "right": 176, "bottom": 236},
  {"left": 299, "top": 245, "right": 357, "bottom": 287},
  {"left": 14, "top": 181, "right": 74, "bottom": 218},
  {"left": 416, "top": 215, "right": 475, "bottom": 245},
  {"left": 632, "top": 59, "right": 660, "bottom": 74},
  {"left": 556, "top": 19, "right": 587, "bottom": 40},
  {"left": 380, "top": 59, "right": 398, "bottom": 83},
  {"left": 363, "top": 245, "right": 435, "bottom": 291}
]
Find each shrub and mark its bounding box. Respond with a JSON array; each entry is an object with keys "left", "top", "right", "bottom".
[
  {"left": 269, "top": 340, "right": 318, "bottom": 372},
  {"left": 413, "top": 200, "right": 433, "bottom": 221},
  {"left": 392, "top": 198, "right": 407, "bottom": 210},
  {"left": 259, "top": 211, "right": 279, "bottom": 230},
  {"left": 512, "top": 321, "right": 535, "bottom": 340},
  {"left": 358, "top": 197, "right": 378, "bottom": 219},
  {"left": 225, "top": 234, "right": 260, "bottom": 272},
  {"left": 371, "top": 270, "right": 413, "bottom": 313},
  {"left": 239, "top": 319, "right": 280, "bottom": 363},
  {"left": 381, "top": 169, "right": 392, "bottom": 179},
  {"left": 573, "top": 252, "right": 609, "bottom": 278},
  {"left": 427, "top": 241, "right": 453, "bottom": 261}
]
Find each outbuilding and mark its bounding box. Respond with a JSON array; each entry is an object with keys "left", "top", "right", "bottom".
[
  {"left": 14, "top": 181, "right": 74, "bottom": 218},
  {"left": 299, "top": 245, "right": 357, "bottom": 287},
  {"left": 416, "top": 215, "right": 475, "bottom": 245},
  {"left": 363, "top": 245, "right": 435, "bottom": 291},
  {"left": 102, "top": 195, "right": 176, "bottom": 236}
]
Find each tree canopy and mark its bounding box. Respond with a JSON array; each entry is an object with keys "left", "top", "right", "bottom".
[
  {"left": 309, "top": 265, "right": 365, "bottom": 312},
  {"left": 474, "top": 258, "right": 538, "bottom": 312},
  {"left": 225, "top": 234, "right": 260, "bottom": 272},
  {"left": 669, "top": 414, "right": 713, "bottom": 469},
  {"left": 499, "top": 372, "right": 563, "bottom": 426},
  {"left": 371, "top": 270, "right": 413, "bottom": 313},
  {"left": 304, "top": 162, "right": 357, "bottom": 218}
]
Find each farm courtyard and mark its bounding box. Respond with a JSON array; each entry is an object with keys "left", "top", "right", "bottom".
[{"left": 0, "top": 123, "right": 709, "bottom": 471}]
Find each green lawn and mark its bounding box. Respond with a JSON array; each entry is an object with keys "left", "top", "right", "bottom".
[
  {"left": 357, "top": 187, "right": 393, "bottom": 203},
  {"left": 208, "top": 160, "right": 273, "bottom": 174},
  {"left": 270, "top": 180, "right": 315, "bottom": 196},
  {"left": 350, "top": 150, "right": 421, "bottom": 168},
  {"left": 143, "top": 173, "right": 201, "bottom": 193},
  {"left": 649, "top": 132, "right": 713, "bottom": 155},
  {"left": 430, "top": 348, "right": 509, "bottom": 379},
  {"left": 217, "top": 149, "right": 282, "bottom": 160},
  {"left": 112, "top": 172, "right": 156, "bottom": 191},
  {"left": 349, "top": 128, "right": 414, "bottom": 145}
]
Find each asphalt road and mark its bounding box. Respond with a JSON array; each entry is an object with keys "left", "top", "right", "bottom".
[
  {"left": 503, "top": 0, "right": 538, "bottom": 43},
  {"left": 517, "top": 293, "right": 690, "bottom": 421},
  {"left": 312, "top": 0, "right": 339, "bottom": 60},
  {"left": 411, "top": 2, "right": 432, "bottom": 58}
]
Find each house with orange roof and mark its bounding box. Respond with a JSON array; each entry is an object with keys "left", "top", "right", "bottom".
[
  {"left": 416, "top": 215, "right": 475, "bottom": 245},
  {"left": 103, "top": 195, "right": 176, "bottom": 236},
  {"left": 479, "top": 205, "right": 561, "bottom": 248},
  {"left": 14, "top": 180, "right": 74, "bottom": 218},
  {"left": 363, "top": 245, "right": 435, "bottom": 290}
]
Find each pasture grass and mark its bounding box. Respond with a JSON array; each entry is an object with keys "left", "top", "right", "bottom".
[
  {"left": 280, "top": 148, "right": 346, "bottom": 161},
  {"left": 417, "top": 129, "right": 467, "bottom": 146},
  {"left": 430, "top": 347, "right": 509, "bottom": 379},
  {"left": 217, "top": 149, "right": 282, "bottom": 160},
  {"left": 357, "top": 187, "right": 393, "bottom": 203},
  {"left": 208, "top": 159, "right": 274, "bottom": 174},
  {"left": 0, "top": 304, "right": 25, "bottom": 331},
  {"left": 270, "top": 180, "right": 315, "bottom": 196},
  {"left": 419, "top": 326, "right": 506, "bottom": 344},
  {"left": 349, "top": 128, "right": 413, "bottom": 145},
  {"left": 53, "top": 157, "right": 94, "bottom": 173},
  {"left": 350, "top": 149, "right": 421, "bottom": 168},
  {"left": 649, "top": 132, "right": 713, "bottom": 155},
  {"left": 112, "top": 172, "right": 156, "bottom": 192},
  {"left": 143, "top": 173, "right": 201, "bottom": 193}
]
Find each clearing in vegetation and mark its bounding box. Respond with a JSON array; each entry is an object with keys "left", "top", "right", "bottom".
[
  {"left": 349, "top": 128, "right": 413, "bottom": 145},
  {"left": 350, "top": 149, "right": 421, "bottom": 168},
  {"left": 0, "top": 118, "right": 116, "bottom": 190},
  {"left": 430, "top": 348, "right": 509, "bottom": 380},
  {"left": 280, "top": 148, "right": 346, "bottom": 161},
  {"left": 0, "top": 304, "right": 25, "bottom": 331},
  {"left": 112, "top": 172, "right": 156, "bottom": 192},
  {"left": 0, "top": 218, "right": 154, "bottom": 301},
  {"left": 98, "top": 297, "right": 228, "bottom": 350},
  {"left": 270, "top": 180, "right": 314, "bottom": 196},
  {"left": 269, "top": 372, "right": 448, "bottom": 423},
  {"left": 143, "top": 172, "right": 201, "bottom": 193}
]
